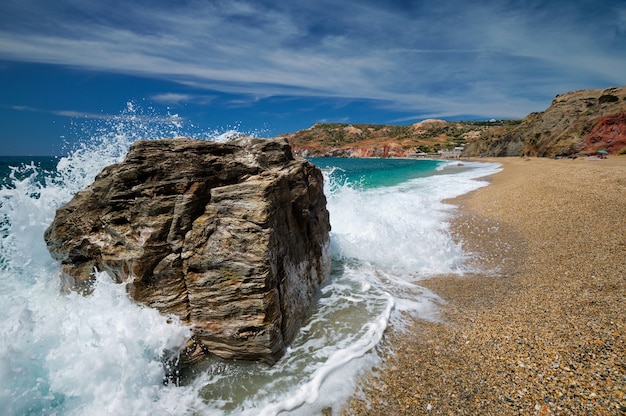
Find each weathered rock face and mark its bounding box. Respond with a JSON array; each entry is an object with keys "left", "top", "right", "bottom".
[
  {"left": 582, "top": 112, "right": 626, "bottom": 154},
  {"left": 463, "top": 86, "right": 626, "bottom": 157},
  {"left": 282, "top": 120, "right": 505, "bottom": 158},
  {"left": 44, "top": 137, "right": 331, "bottom": 364}
]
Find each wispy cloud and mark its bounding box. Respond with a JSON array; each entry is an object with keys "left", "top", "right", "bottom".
[
  {"left": 9, "top": 104, "right": 111, "bottom": 119},
  {"left": 151, "top": 93, "right": 192, "bottom": 105},
  {"left": 0, "top": 0, "right": 625, "bottom": 119},
  {"left": 53, "top": 110, "right": 112, "bottom": 119},
  {"left": 8, "top": 104, "right": 183, "bottom": 124},
  {"left": 150, "top": 93, "right": 218, "bottom": 106}
]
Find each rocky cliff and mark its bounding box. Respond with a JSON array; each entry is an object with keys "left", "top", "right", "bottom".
[
  {"left": 281, "top": 86, "right": 626, "bottom": 158},
  {"left": 463, "top": 86, "right": 626, "bottom": 157},
  {"left": 281, "top": 119, "right": 518, "bottom": 158},
  {"left": 44, "top": 137, "right": 331, "bottom": 364}
]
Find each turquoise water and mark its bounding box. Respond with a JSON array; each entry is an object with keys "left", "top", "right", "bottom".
[
  {"left": 310, "top": 157, "right": 443, "bottom": 189},
  {"left": 0, "top": 109, "right": 501, "bottom": 415}
]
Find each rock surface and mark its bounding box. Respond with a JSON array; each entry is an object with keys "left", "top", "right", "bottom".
[
  {"left": 281, "top": 120, "right": 512, "bottom": 158},
  {"left": 44, "top": 137, "right": 331, "bottom": 364},
  {"left": 463, "top": 86, "right": 626, "bottom": 157},
  {"left": 281, "top": 86, "right": 626, "bottom": 159},
  {"left": 582, "top": 112, "right": 626, "bottom": 154}
]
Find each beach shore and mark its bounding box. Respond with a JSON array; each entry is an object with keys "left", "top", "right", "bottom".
[{"left": 344, "top": 156, "right": 626, "bottom": 415}]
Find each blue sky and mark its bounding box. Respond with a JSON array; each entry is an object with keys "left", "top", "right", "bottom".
[{"left": 1, "top": 0, "right": 625, "bottom": 155}]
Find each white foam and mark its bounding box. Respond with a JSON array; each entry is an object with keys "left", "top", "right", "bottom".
[
  {"left": 0, "top": 162, "right": 196, "bottom": 416},
  {"left": 0, "top": 273, "right": 195, "bottom": 416},
  {"left": 211, "top": 129, "right": 246, "bottom": 143},
  {"left": 327, "top": 161, "right": 501, "bottom": 276},
  {"left": 251, "top": 292, "right": 394, "bottom": 416},
  {"left": 0, "top": 102, "right": 501, "bottom": 415},
  {"left": 0, "top": 105, "right": 211, "bottom": 415}
]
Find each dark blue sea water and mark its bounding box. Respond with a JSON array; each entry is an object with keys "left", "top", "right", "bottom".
[
  {"left": 0, "top": 111, "right": 500, "bottom": 415},
  {"left": 0, "top": 156, "right": 58, "bottom": 187}
]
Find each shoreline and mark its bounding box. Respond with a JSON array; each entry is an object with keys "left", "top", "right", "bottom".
[{"left": 344, "top": 156, "right": 626, "bottom": 415}]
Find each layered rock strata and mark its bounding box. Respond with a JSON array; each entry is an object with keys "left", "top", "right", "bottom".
[
  {"left": 44, "top": 137, "right": 331, "bottom": 364},
  {"left": 463, "top": 86, "right": 626, "bottom": 157}
]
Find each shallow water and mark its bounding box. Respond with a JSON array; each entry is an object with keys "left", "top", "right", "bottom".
[{"left": 0, "top": 106, "right": 501, "bottom": 415}]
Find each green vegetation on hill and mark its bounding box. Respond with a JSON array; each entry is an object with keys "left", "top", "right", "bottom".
[
  {"left": 282, "top": 86, "right": 626, "bottom": 158},
  {"left": 282, "top": 120, "right": 522, "bottom": 157}
]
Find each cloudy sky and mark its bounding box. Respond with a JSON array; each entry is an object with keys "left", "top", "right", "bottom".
[{"left": 1, "top": 0, "right": 625, "bottom": 155}]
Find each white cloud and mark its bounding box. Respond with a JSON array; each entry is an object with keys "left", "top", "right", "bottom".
[
  {"left": 52, "top": 110, "right": 110, "bottom": 119},
  {"left": 0, "top": 0, "right": 624, "bottom": 119},
  {"left": 8, "top": 104, "right": 111, "bottom": 119},
  {"left": 8, "top": 104, "right": 184, "bottom": 124},
  {"left": 150, "top": 93, "right": 192, "bottom": 105}
]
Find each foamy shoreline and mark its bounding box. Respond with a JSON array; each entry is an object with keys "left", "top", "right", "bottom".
[{"left": 345, "top": 156, "right": 626, "bottom": 415}]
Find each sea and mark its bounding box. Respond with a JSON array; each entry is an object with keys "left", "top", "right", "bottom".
[{"left": 0, "top": 109, "right": 501, "bottom": 415}]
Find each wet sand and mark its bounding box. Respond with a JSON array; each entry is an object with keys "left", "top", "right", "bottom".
[{"left": 344, "top": 156, "right": 626, "bottom": 415}]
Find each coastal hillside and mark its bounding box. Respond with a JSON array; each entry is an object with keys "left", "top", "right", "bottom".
[
  {"left": 464, "top": 86, "right": 626, "bottom": 157},
  {"left": 280, "top": 119, "right": 521, "bottom": 158},
  {"left": 280, "top": 86, "right": 626, "bottom": 158}
]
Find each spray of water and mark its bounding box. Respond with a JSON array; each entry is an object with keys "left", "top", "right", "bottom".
[
  {"left": 0, "top": 103, "right": 230, "bottom": 415},
  {"left": 0, "top": 103, "right": 501, "bottom": 415}
]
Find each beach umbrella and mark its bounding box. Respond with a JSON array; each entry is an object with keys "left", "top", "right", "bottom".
[{"left": 598, "top": 150, "right": 608, "bottom": 155}]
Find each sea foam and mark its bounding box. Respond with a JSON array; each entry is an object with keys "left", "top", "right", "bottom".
[{"left": 0, "top": 103, "right": 501, "bottom": 415}]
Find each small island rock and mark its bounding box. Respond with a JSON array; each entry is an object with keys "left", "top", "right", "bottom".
[{"left": 44, "top": 137, "right": 331, "bottom": 364}]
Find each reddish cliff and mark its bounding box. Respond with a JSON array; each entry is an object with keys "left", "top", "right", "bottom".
[
  {"left": 463, "top": 86, "right": 626, "bottom": 157},
  {"left": 281, "top": 86, "right": 626, "bottom": 159},
  {"left": 581, "top": 112, "right": 626, "bottom": 154}
]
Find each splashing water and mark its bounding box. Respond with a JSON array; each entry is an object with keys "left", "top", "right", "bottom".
[{"left": 0, "top": 104, "right": 501, "bottom": 415}]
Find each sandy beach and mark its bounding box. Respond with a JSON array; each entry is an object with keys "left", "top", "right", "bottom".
[{"left": 345, "top": 156, "right": 626, "bottom": 415}]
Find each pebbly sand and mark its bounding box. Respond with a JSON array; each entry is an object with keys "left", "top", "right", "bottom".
[{"left": 344, "top": 156, "right": 626, "bottom": 415}]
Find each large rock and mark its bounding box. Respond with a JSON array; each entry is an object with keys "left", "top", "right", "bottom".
[{"left": 44, "top": 137, "right": 331, "bottom": 364}]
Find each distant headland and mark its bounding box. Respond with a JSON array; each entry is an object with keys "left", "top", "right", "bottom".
[{"left": 281, "top": 86, "right": 626, "bottom": 159}]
